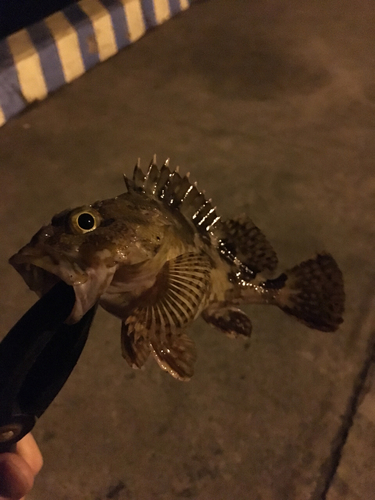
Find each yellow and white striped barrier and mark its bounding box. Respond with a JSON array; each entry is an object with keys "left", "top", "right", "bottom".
[{"left": 0, "top": 0, "right": 190, "bottom": 127}]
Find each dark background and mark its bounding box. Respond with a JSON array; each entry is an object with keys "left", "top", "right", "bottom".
[{"left": 0, "top": 0, "right": 75, "bottom": 38}]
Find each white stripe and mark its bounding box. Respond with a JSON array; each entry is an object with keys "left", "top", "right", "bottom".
[
  {"left": 179, "top": 0, "right": 190, "bottom": 10},
  {"left": 153, "top": 0, "right": 171, "bottom": 24},
  {"left": 7, "top": 29, "right": 48, "bottom": 102},
  {"left": 0, "top": 106, "right": 5, "bottom": 127},
  {"left": 45, "top": 11, "right": 85, "bottom": 83},
  {"left": 122, "top": 0, "right": 146, "bottom": 42},
  {"left": 79, "top": 0, "right": 118, "bottom": 61}
]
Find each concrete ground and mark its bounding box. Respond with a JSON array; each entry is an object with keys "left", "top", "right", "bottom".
[{"left": 1, "top": 0, "right": 375, "bottom": 498}]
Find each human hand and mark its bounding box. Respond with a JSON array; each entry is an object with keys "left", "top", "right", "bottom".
[{"left": 0, "top": 434, "right": 43, "bottom": 500}]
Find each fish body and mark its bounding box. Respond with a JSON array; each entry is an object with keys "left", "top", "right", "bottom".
[{"left": 10, "top": 158, "right": 345, "bottom": 380}]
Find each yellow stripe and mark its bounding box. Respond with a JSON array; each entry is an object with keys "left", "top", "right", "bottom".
[
  {"left": 45, "top": 12, "right": 85, "bottom": 83},
  {"left": 179, "top": 0, "right": 190, "bottom": 10},
  {"left": 7, "top": 29, "right": 48, "bottom": 103},
  {"left": 153, "top": 0, "right": 171, "bottom": 24},
  {"left": 79, "top": 0, "right": 117, "bottom": 61},
  {"left": 122, "top": 0, "right": 146, "bottom": 42},
  {"left": 0, "top": 106, "right": 5, "bottom": 127}
]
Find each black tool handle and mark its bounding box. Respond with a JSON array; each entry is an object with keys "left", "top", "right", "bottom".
[{"left": 0, "top": 282, "right": 97, "bottom": 452}]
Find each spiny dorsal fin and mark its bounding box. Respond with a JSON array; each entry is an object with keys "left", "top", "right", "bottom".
[{"left": 126, "top": 157, "right": 222, "bottom": 235}]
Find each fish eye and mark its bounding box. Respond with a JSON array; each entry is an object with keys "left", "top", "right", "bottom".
[
  {"left": 69, "top": 208, "right": 101, "bottom": 234},
  {"left": 78, "top": 213, "right": 95, "bottom": 230}
]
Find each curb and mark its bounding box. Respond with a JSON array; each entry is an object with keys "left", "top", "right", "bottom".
[{"left": 0, "top": 0, "right": 190, "bottom": 128}]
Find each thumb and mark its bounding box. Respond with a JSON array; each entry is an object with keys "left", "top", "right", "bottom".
[{"left": 0, "top": 452, "right": 34, "bottom": 499}]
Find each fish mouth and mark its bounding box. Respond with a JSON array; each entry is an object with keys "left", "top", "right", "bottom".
[
  {"left": 11, "top": 262, "right": 62, "bottom": 296},
  {"left": 9, "top": 251, "right": 117, "bottom": 324}
]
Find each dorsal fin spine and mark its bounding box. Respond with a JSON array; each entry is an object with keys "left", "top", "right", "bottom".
[
  {"left": 197, "top": 206, "right": 217, "bottom": 226},
  {"left": 144, "top": 163, "right": 159, "bottom": 195},
  {"left": 206, "top": 216, "right": 221, "bottom": 232},
  {"left": 129, "top": 158, "right": 221, "bottom": 236},
  {"left": 133, "top": 164, "right": 146, "bottom": 191},
  {"left": 123, "top": 174, "right": 131, "bottom": 192},
  {"left": 182, "top": 184, "right": 193, "bottom": 201}
]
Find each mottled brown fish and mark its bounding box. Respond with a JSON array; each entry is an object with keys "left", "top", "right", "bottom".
[{"left": 10, "top": 157, "right": 345, "bottom": 381}]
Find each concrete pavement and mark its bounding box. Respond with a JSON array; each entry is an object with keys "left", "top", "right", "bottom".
[{"left": 0, "top": 0, "right": 374, "bottom": 498}]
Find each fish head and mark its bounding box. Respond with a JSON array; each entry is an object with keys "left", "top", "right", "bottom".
[{"left": 9, "top": 196, "right": 168, "bottom": 323}]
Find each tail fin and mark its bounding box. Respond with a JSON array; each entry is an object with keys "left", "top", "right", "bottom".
[{"left": 274, "top": 253, "right": 345, "bottom": 332}]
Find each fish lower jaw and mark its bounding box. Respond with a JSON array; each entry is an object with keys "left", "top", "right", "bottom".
[
  {"left": 66, "top": 264, "right": 119, "bottom": 324},
  {"left": 10, "top": 263, "right": 61, "bottom": 297},
  {"left": 9, "top": 258, "right": 88, "bottom": 314},
  {"left": 10, "top": 251, "right": 118, "bottom": 323}
]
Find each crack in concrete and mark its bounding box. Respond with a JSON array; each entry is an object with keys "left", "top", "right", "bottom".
[{"left": 311, "top": 296, "right": 375, "bottom": 500}]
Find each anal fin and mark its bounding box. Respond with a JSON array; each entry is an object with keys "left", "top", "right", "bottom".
[{"left": 202, "top": 304, "right": 252, "bottom": 339}]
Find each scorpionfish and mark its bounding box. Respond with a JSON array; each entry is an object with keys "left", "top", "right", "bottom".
[{"left": 10, "top": 157, "right": 345, "bottom": 380}]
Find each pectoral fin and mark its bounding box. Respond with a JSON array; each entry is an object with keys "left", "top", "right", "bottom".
[
  {"left": 151, "top": 330, "right": 197, "bottom": 381},
  {"left": 202, "top": 304, "right": 252, "bottom": 339},
  {"left": 121, "top": 321, "right": 151, "bottom": 369},
  {"left": 123, "top": 252, "right": 212, "bottom": 379},
  {"left": 126, "top": 252, "right": 211, "bottom": 333}
]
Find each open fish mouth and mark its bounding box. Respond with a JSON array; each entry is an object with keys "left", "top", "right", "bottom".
[
  {"left": 12, "top": 262, "right": 62, "bottom": 297},
  {"left": 9, "top": 250, "right": 89, "bottom": 293},
  {"left": 9, "top": 253, "right": 117, "bottom": 324}
]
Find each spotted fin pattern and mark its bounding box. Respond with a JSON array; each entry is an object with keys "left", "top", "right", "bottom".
[
  {"left": 221, "top": 215, "right": 278, "bottom": 275},
  {"left": 274, "top": 253, "right": 345, "bottom": 332}
]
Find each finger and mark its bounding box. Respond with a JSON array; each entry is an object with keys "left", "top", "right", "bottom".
[
  {"left": 0, "top": 452, "right": 34, "bottom": 499},
  {"left": 16, "top": 434, "right": 43, "bottom": 477}
]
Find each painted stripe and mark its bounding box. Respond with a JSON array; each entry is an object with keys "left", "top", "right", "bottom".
[
  {"left": 153, "top": 0, "right": 171, "bottom": 24},
  {"left": 0, "top": 106, "right": 5, "bottom": 127},
  {"left": 79, "top": 0, "right": 117, "bottom": 61},
  {"left": 179, "top": 0, "right": 190, "bottom": 11},
  {"left": 0, "top": 0, "right": 191, "bottom": 128},
  {"left": 141, "top": 0, "right": 157, "bottom": 28},
  {"left": 27, "top": 22, "right": 65, "bottom": 93},
  {"left": 44, "top": 12, "right": 85, "bottom": 83},
  {"left": 7, "top": 29, "right": 48, "bottom": 102},
  {"left": 100, "top": 0, "right": 130, "bottom": 50},
  {"left": 168, "top": 0, "right": 181, "bottom": 15},
  {"left": 123, "top": 0, "right": 145, "bottom": 42},
  {"left": 0, "top": 39, "right": 24, "bottom": 120},
  {"left": 63, "top": 3, "right": 100, "bottom": 70}
]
